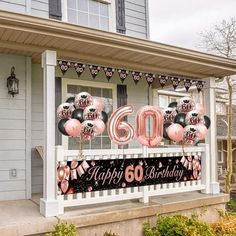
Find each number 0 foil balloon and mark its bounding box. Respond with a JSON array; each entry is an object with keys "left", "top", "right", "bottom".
[
  {"left": 136, "top": 105, "right": 163, "bottom": 147},
  {"left": 107, "top": 105, "right": 134, "bottom": 146}
]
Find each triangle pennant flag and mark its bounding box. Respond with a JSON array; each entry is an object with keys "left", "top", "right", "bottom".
[
  {"left": 196, "top": 80, "right": 205, "bottom": 93},
  {"left": 89, "top": 65, "right": 101, "bottom": 79},
  {"left": 103, "top": 67, "right": 115, "bottom": 81},
  {"left": 159, "top": 75, "right": 168, "bottom": 88},
  {"left": 118, "top": 69, "right": 129, "bottom": 83},
  {"left": 58, "top": 60, "right": 71, "bottom": 75},
  {"left": 131, "top": 71, "right": 142, "bottom": 85},
  {"left": 74, "top": 63, "right": 86, "bottom": 77},
  {"left": 171, "top": 77, "right": 181, "bottom": 90},
  {"left": 183, "top": 79, "right": 192, "bottom": 92},
  {"left": 145, "top": 73, "right": 155, "bottom": 86}
]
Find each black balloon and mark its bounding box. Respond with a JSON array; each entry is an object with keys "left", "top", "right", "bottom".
[
  {"left": 168, "top": 102, "right": 178, "bottom": 111},
  {"left": 66, "top": 96, "right": 75, "bottom": 103},
  {"left": 101, "top": 111, "right": 108, "bottom": 124},
  {"left": 203, "top": 115, "right": 211, "bottom": 129},
  {"left": 58, "top": 119, "right": 69, "bottom": 136},
  {"left": 174, "top": 113, "right": 186, "bottom": 127},
  {"left": 163, "top": 123, "right": 171, "bottom": 140},
  {"left": 72, "top": 108, "right": 84, "bottom": 123}
]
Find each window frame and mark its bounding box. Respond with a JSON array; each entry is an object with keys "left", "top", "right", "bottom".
[
  {"left": 61, "top": 0, "right": 116, "bottom": 32},
  {"left": 62, "top": 78, "right": 117, "bottom": 150},
  {"left": 217, "top": 140, "right": 224, "bottom": 164}
]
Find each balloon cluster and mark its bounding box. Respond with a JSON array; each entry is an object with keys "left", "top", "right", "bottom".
[
  {"left": 163, "top": 97, "right": 210, "bottom": 145},
  {"left": 57, "top": 92, "right": 108, "bottom": 141}
]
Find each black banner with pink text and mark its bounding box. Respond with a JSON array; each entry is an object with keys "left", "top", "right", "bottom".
[{"left": 57, "top": 155, "right": 201, "bottom": 195}]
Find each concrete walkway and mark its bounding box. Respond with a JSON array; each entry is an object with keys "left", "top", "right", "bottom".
[{"left": 0, "top": 192, "right": 229, "bottom": 236}]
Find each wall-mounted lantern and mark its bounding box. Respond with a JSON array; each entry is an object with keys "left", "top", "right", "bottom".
[{"left": 7, "top": 67, "right": 19, "bottom": 97}]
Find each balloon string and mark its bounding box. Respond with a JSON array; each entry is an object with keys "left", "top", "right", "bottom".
[
  {"left": 78, "top": 138, "right": 84, "bottom": 160},
  {"left": 181, "top": 143, "right": 185, "bottom": 157}
]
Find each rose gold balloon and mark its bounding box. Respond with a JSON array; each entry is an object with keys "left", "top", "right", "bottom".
[
  {"left": 60, "top": 179, "right": 69, "bottom": 194},
  {"left": 93, "top": 98, "right": 105, "bottom": 111},
  {"left": 167, "top": 123, "right": 184, "bottom": 142},
  {"left": 93, "top": 119, "right": 105, "bottom": 135},
  {"left": 64, "top": 119, "right": 82, "bottom": 137},
  {"left": 195, "top": 103, "right": 205, "bottom": 115},
  {"left": 136, "top": 105, "right": 163, "bottom": 147},
  {"left": 57, "top": 167, "right": 65, "bottom": 182},
  {"left": 196, "top": 123, "right": 208, "bottom": 140},
  {"left": 107, "top": 105, "right": 135, "bottom": 146}
]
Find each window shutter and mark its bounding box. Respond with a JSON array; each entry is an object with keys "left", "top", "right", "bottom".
[
  {"left": 117, "top": 84, "right": 128, "bottom": 148},
  {"left": 49, "top": 0, "right": 62, "bottom": 20},
  {"left": 55, "top": 77, "right": 62, "bottom": 145},
  {"left": 117, "top": 84, "right": 127, "bottom": 107},
  {"left": 115, "top": 0, "right": 126, "bottom": 34}
]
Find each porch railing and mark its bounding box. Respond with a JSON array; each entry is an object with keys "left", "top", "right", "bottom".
[{"left": 56, "top": 144, "right": 210, "bottom": 214}]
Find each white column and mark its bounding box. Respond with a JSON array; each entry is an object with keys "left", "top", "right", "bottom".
[
  {"left": 40, "top": 50, "right": 59, "bottom": 217},
  {"left": 204, "top": 77, "right": 220, "bottom": 194}
]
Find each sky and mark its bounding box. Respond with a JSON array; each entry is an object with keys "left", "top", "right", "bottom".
[{"left": 148, "top": 0, "right": 236, "bottom": 51}]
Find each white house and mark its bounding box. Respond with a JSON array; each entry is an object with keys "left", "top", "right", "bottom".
[{"left": 0, "top": 1, "right": 236, "bottom": 235}]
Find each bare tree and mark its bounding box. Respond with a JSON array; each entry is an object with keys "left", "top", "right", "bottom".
[{"left": 200, "top": 17, "right": 236, "bottom": 194}]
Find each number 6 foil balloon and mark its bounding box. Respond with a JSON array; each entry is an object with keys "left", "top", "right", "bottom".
[
  {"left": 107, "top": 105, "right": 135, "bottom": 146},
  {"left": 136, "top": 105, "right": 163, "bottom": 147}
]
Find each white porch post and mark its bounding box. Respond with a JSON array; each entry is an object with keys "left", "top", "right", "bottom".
[
  {"left": 204, "top": 77, "right": 220, "bottom": 194},
  {"left": 40, "top": 50, "right": 59, "bottom": 217}
]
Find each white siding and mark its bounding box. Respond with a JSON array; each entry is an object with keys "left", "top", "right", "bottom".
[
  {"left": 125, "top": 0, "right": 148, "bottom": 39},
  {"left": 0, "top": 0, "right": 49, "bottom": 18},
  {"left": 0, "top": 54, "right": 27, "bottom": 200},
  {"left": 31, "top": 64, "right": 44, "bottom": 194}
]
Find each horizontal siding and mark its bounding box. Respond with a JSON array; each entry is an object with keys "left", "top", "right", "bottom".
[
  {"left": 0, "top": 54, "right": 26, "bottom": 200},
  {"left": 31, "top": 0, "right": 49, "bottom": 18},
  {"left": 0, "top": 191, "right": 25, "bottom": 201},
  {"left": 31, "top": 64, "right": 44, "bottom": 194},
  {"left": 125, "top": 0, "right": 148, "bottom": 39},
  {"left": 0, "top": 0, "right": 26, "bottom": 14}
]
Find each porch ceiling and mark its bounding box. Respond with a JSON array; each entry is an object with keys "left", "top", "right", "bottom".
[{"left": 0, "top": 11, "right": 236, "bottom": 78}]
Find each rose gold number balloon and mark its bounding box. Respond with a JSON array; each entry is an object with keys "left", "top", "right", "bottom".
[
  {"left": 107, "top": 105, "right": 134, "bottom": 146},
  {"left": 136, "top": 105, "right": 163, "bottom": 147}
]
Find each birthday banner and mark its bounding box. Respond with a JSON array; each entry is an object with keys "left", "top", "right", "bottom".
[{"left": 57, "top": 155, "right": 201, "bottom": 195}]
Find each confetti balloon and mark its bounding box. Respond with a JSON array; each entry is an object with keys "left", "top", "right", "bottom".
[
  {"left": 177, "top": 97, "right": 195, "bottom": 114},
  {"left": 57, "top": 102, "right": 75, "bottom": 120},
  {"left": 163, "top": 107, "right": 177, "bottom": 124},
  {"left": 186, "top": 110, "right": 203, "bottom": 125},
  {"left": 83, "top": 105, "right": 101, "bottom": 120},
  {"left": 81, "top": 120, "right": 96, "bottom": 141},
  {"left": 74, "top": 92, "right": 93, "bottom": 109},
  {"left": 183, "top": 125, "right": 199, "bottom": 145}
]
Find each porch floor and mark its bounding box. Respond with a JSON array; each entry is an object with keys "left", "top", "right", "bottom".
[{"left": 0, "top": 192, "right": 229, "bottom": 236}]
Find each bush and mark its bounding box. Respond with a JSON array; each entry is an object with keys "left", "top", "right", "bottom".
[
  {"left": 103, "top": 231, "right": 119, "bottom": 236},
  {"left": 46, "top": 222, "right": 78, "bottom": 236},
  {"left": 211, "top": 213, "right": 236, "bottom": 236},
  {"left": 144, "top": 215, "right": 214, "bottom": 236}
]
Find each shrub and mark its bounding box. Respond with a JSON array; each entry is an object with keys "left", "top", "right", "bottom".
[
  {"left": 103, "top": 231, "right": 119, "bottom": 236},
  {"left": 211, "top": 213, "right": 236, "bottom": 236},
  {"left": 144, "top": 214, "right": 214, "bottom": 236},
  {"left": 46, "top": 222, "right": 78, "bottom": 236}
]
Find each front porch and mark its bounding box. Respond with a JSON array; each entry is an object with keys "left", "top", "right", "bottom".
[
  {"left": 0, "top": 192, "right": 228, "bottom": 236},
  {"left": 0, "top": 10, "right": 236, "bottom": 225}
]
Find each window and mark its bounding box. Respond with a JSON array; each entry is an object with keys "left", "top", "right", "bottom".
[
  {"left": 62, "top": 79, "right": 116, "bottom": 150},
  {"left": 216, "top": 102, "right": 226, "bottom": 115},
  {"left": 64, "top": 0, "right": 113, "bottom": 31},
  {"left": 217, "top": 141, "right": 224, "bottom": 163}
]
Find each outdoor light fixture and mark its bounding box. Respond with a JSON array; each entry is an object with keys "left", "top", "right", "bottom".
[{"left": 7, "top": 67, "right": 19, "bottom": 97}]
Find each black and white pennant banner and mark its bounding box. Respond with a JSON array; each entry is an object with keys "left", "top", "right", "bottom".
[
  {"left": 89, "top": 65, "right": 101, "bottom": 79},
  {"left": 103, "top": 67, "right": 115, "bottom": 82},
  {"left": 183, "top": 79, "right": 192, "bottom": 92},
  {"left": 196, "top": 81, "right": 205, "bottom": 93},
  {"left": 145, "top": 73, "right": 155, "bottom": 86},
  {"left": 74, "top": 63, "right": 86, "bottom": 77},
  {"left": 159, "top": 75, "right": 168, "bottom": 88},
  {"left": 117, "top": 69, "right": 129, "bottom": 83},
  {"left": 58, "top": 60, "right": 71, "bottom": 75},
  {"left": 132, "top": 71, "right": 142, "bottom": 85},
  {"left": 171, "top": 77, "right": 181, "bottom": 90}
]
